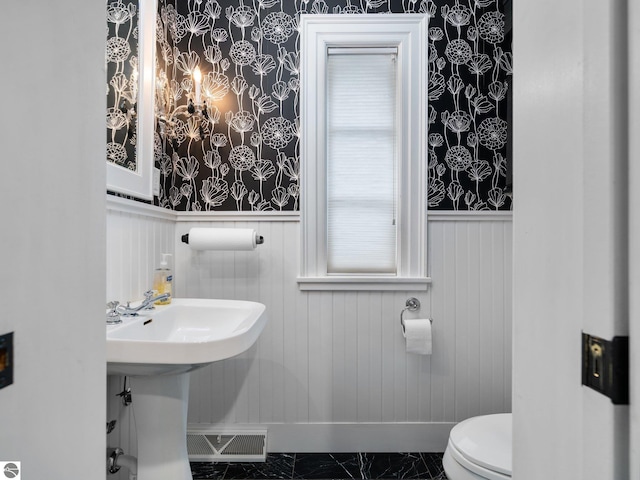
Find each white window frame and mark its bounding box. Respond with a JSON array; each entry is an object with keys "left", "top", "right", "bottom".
[{"left": 298, "top": 14, "right": 429, "bottom": 291}]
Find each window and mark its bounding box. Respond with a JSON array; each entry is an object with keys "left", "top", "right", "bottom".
[
  {"left": 299, "top": 14, "right": 429, "bottom": 291},
  {"left": 327, "top": 47, "right": 398, "bottom": 275}
]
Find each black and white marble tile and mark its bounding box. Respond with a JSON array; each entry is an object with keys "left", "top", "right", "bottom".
[
  {"left": 190, "top": 461, "right": 227, "bottom": 480},
  {"left": 191, "top": 452, "right": 447, "bottom": 480},
  {"left": 421, "top": 453, "right": 447, "bottom": 480},
  {"left": 358, "top": 453, "right": 429, "bottom": 479},
  {"left": 293, "top": 453, "right": 362, "bottom": 479},
  {"left": 225, "top": 453, "right": 296, "bottom": 479}
]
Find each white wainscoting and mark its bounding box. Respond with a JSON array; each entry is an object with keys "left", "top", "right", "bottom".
[
  {"left": 106, "top": 197, "right": 176, "bottom": 469},
  {"left": 106, "top": 199, "right": 512, "bottom": 454},
  {"left": 176, "top": 212, "right": 512, "bottom": 452},
  {"left": 106, "top": 196, "right": 176, "bottom": 303}
]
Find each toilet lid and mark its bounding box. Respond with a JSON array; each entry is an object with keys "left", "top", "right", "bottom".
[{"left": 449, "top": 413, "right": 512, "bottom": 476}]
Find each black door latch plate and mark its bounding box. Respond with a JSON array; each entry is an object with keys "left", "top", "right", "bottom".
[{"left": 582, "top": 332, "right": 629, "bottom": 405}]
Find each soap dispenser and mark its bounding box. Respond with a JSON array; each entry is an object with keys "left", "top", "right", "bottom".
[{"left": 152, "top": 253, "right": 173, "bottom": 305}]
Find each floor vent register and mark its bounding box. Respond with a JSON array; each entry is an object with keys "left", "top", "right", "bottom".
[{"left": 187, "top": 431, "right": 267, "bottom": 462}]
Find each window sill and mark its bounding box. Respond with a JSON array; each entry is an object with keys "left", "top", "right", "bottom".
[{"left": 297, "top": 276, "right": 431, "bottom": 291}]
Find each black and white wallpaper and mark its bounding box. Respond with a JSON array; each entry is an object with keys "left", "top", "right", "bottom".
[
  {"left": 106, "top": 0, "right": 139, "bottom": 172},
  {"left": 107, "top": 0, "right": 512, "bottom": 211}
]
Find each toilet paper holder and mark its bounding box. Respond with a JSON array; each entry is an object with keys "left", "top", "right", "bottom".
[
  {"left": 400, "top": 297, "right": 421, "bottom": 334},
  {"left": 181, "top": 232, "right": 265, "bottom": 245}
]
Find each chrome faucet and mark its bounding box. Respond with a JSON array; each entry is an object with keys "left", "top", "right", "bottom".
[{"left": 116, "top": 291, "right": 171, "bottom": 317}]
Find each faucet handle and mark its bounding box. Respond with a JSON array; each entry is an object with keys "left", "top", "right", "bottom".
[
  {"left": 106, "top": 301, "right": 122, "bottom": 325},
  {"left": 143, "top": 290, "right": 157, "bottom": 310}
]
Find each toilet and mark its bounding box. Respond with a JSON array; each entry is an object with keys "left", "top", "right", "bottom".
[{"left": 443, "top": 413, "right": 512, "bottom": 480}]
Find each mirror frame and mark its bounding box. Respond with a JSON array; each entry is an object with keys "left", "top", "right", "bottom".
[{"left": 106, "top": 0, "right": 157, "bottom": 200}]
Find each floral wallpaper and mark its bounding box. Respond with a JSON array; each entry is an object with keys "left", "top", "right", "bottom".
[
  {"left": 106, "top": 0, "right": 139, "bottom": 172},
  {"left": 107, "top": 0, "right": 512, "bottom": 211}
]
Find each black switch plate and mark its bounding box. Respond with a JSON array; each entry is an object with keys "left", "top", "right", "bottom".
[
  {"left": 0, "top": 332, "right": 13, "bottom": 390},
  {"left": 582, "top": 332, "right": 629, "bottom": 405}
]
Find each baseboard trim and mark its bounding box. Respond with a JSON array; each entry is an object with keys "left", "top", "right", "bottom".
[{"left": 187, "top": 422, "right": 454, "bottom": 453}]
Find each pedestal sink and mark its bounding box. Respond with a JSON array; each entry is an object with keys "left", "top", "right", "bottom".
[{"left": 107, "top": 298, "right": 268, "bottom": 480}]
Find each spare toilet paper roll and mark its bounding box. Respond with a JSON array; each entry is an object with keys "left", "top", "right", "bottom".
[
  {"left": 187, "top": 227, "right": 259, "bottom": 251},
  {"left": 403, "top": 319, "right": 432, "bottom": 355}
]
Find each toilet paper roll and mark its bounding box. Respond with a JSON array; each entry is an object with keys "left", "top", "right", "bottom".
[
  {"left": 403, "top": 319, "right": 432, "bottom": 355},
  {"left": 187, "top": 228, "right": 259, "bottom": 251}
]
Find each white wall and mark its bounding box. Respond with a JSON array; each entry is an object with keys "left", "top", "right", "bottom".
[
  {"left": 0, "top": 2, "right": 106, "bottom": 477},
  {"left": 513, "top": 0, "right": 630, "bottom": 478},
  {"left": 107, "top": 203, "right": 512, "bottom": 453}
]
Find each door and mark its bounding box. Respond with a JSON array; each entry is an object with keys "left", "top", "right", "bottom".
[
  {"left": 629, "top": 1, "right": 640, "bottom": 477},
  {"left": 513, "top": 0, "right": 630, "bottom": 478}
]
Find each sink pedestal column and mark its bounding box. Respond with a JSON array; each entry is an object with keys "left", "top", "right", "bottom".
[{"left": 131, "top": 372, "right": 192, "bottom": 480}]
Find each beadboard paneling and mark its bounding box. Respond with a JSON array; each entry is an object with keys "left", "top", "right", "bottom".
[
  {"left": 428, "top": 219, "right": 512, "bottom": 422},
  {"left": 176, "top": 217, "right": 512, "bottom": 448},
  {"left": 106, "top": 202, "right": 175, "bottom": 303},
  {"left": 105, "top": 203, "right": 512, "bottom": 453}
]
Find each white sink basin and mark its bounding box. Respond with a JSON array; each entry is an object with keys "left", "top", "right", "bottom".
[
  {"left": 107, "top": 298, "right": 268, "bottom": 376},
  {"left": 106, "top": 297, "right": 268, "bottom": 480}
]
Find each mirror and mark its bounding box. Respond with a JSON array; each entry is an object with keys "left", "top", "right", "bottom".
[{"left": 106, "top": 0, "right": 156, "bottom": 200}]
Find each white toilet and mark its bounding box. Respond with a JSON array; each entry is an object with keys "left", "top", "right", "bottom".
[{"left": 442, "top": 413, "right": 512, "bottom": 480}]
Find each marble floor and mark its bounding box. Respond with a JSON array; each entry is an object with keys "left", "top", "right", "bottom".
[{"left": 190, "top": 453, "right": 448, "bottom": 480}]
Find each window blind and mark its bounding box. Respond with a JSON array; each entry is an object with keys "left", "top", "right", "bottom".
[{"left": 326, "top": 48, "right": 398, "bottom": 274}]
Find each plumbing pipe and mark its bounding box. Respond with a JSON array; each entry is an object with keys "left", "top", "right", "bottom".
[
  {"left": 108, "top": 448, "right": 138, "bottom": 480},
  {"left": 118, "top": 454, "right": 138, "bottom": 480}
]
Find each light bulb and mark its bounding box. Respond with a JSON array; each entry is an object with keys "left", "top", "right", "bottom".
[
  {"left": 193, "top": 67, "right": 202, "bottom": 104},
  {"left": 193, "top": 66, "right": 202, "bottom": 83}
]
